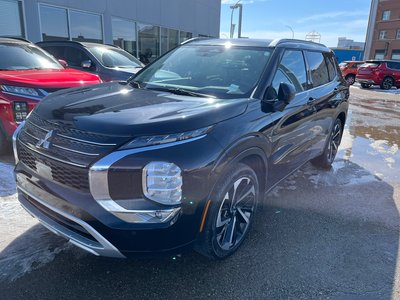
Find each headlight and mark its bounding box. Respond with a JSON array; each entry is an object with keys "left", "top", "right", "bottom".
[
  {"left": 143, "top": 162, "right": 182, "bottom": 205},
  {"left": 119, "top": 126, "right": 212, "bottom": 150},
  {"left": 1, "top": 85, "right": 41, "bottom": 98},
  {"left": 13, "top": 101, "right": 29, "bottom": 123}
]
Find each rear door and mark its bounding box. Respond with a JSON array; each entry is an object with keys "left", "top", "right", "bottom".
[
  {"left": 304, "top": 51, "right": 341, "bottom": 158},
  {"left": 266, "top": 49, "right": 315, "bottom": 185}
]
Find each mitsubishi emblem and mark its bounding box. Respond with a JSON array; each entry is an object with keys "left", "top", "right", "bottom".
[{"left": 36, "top": 130, "right": 56, "bottom": 150}]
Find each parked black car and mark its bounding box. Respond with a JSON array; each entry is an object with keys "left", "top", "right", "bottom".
[
  {"left": 14, "top": 38, "right": 349, "bottom": 259},
  {"left": 36, "top": 41, "right": 144, "bottom": 82}
]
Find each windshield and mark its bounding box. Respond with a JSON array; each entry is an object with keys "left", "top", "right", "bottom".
[
  {"left": 132, "top": 45, "right": 272, "bottom": 99},
  {"left": 0, "top": 43, "right": 62, "bottom": 71},
  {"left": 89, "top": 46, "right": 144, "bottom": 68}
]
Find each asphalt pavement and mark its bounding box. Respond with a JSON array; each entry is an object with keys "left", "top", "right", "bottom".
[{"left": 0, "top": 85, "right": 399, "bottom": 299}]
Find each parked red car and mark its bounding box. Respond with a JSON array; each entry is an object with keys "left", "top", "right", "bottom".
[
  {"left": 339, "top": 61, "right": 364, "bottom": 85},
  {"left": 356, "top": 60, "right": 400, "bottom": 90},
  {"left": 0, "top": 38, "right": 102, "bottom": 153}
]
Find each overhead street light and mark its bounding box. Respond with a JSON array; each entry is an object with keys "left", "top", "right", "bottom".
[{"left": 230, "top": 1, "right": 243, "bottom": 38}]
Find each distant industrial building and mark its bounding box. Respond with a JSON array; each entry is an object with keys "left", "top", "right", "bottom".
[
  {"left": 364, "top": 0, "right": 400, "bottom": 60},
  {"left": 337, "top": 37, "right": 365, "bottom": 50}
]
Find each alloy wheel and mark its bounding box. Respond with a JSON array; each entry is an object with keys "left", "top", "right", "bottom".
[
  {"left": 382, "top": 78, "right": 393, "bottom": 90},
  {"left": 327, "top": 122, "right": 341, "bottom": 163},
  {"left": 215, "top": 177, "right": 256, "bottom": 251}
]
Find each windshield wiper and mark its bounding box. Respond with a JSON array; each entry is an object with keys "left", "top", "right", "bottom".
[{"left": 146, "top": 86, "right": 213, "bottom": 98}]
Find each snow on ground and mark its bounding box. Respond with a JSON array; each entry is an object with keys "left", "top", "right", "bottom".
[{"left": 0, "top": 159, "right": 70, "bottom": 282}]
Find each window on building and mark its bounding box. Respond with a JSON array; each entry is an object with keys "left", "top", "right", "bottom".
[
  {"left": 180, "top": 31, "right": 193, "bottom": 43},
  {"left": 391, "top": 51, "right": 400, "bottom": 61},
  {"left": 397, "top": 29, "right": 400, "bottom": 40},
  {"left": 40, "top": 5, "right": 69, "bottom": 41},
  {"left": 375, "top": 50, "right": 385, "bottom": 60},
  {"left": 0, "top": 0, "right": 24, "bottom": 38},
  {"left": 305, "top": 51, "right": 330, "bottom": 87},
  {"left": 112, "top": 18, "right": 137, "bottom": 57},
  {"left": 137, "top": 23, "right": 160, "bottom": 64},
  {"left": 160, "top": 28, "right": 179, "bottom": 55},
  {"left": 272, "top": 50, "right": 307, "bottom": 93},
  {"left": 69, "top": 10, "right": 103, "bottom": 43},
  {"left": 379, "top": 30, "right": 388, "bottom": 40},
  {"left": 382, "top": 10, "right": 391, "bottom": 21}
]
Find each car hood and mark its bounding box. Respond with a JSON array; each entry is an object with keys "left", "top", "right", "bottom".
[
  {"left": 33, "top": 82, "right": 249, "bottom": 136},
  {"left": 0, "top": 69, "right": 101, "bottom": 88}
]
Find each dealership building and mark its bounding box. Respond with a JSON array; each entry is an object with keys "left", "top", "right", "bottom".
[{"left": 0, "top": 0, "right": 221, "bottom": 60}]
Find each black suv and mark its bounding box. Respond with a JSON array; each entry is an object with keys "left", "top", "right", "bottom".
[
  {"left": 14, "top": 38, "right": 349, "bottom": 259},
  {"left": 36, "top": 41, "right": 144, "bottom": 82}
]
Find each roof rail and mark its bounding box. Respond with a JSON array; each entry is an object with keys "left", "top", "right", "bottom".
[
  {"left": 270, "top": 38, "right": 327, "bottom": 48},
  {"left": 180, "top": 37, "right": 212, "bottom": 45},
  {"left": 36, "top": 40, "right": 119, "bottom": 48},
  {"left": 0, "top": 36, "right": 32, "bottom": 43}
]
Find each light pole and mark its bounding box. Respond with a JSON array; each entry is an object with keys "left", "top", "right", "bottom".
[
  {"left": 230, "top": 0, "right": 241, "bottom": 38},
  {"left": 285, "top": 25, "right": 294, "bottom": 39}
]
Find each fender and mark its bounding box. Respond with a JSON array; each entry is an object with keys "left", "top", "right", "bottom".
[{"left": 210, "top": 133, "right": 270, "bottom": 192}]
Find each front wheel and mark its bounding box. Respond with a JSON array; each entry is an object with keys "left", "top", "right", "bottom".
[
  {"left": 311, "top": 118, "right": 343, "bottom": 169},
  {"left": 381, "top": 77, "right": 394, "bottom": 90},
  {"left": 195, "top": 163, "right": 260, "bottom": 260},
  {"left": 345, "top": 74, "right": 356, "bottom": 85}
]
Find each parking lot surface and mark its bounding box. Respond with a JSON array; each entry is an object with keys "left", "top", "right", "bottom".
[{"left": 0, "top": 85, "right": 399, "bottom": 299}]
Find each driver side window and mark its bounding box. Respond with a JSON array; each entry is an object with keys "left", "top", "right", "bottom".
[{"left": 272, "top": 50, "right": 307, "bottom": 96}]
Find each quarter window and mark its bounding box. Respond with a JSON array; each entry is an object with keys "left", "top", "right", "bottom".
[
  {"left": 272, "top": 50, "right": 307, "bottom": 94},
  {"left": 325, "top": 54, "right": 337, "bottom": 81},
  {"left": 305, "top": 51, "right": 330, "bottom": 87},
  {"left": 387, "top": 61, "right": 400, "bottom": 69}
]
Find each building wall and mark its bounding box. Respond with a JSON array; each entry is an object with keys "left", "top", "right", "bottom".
[
  {"left": 331, "top": 49, "right": 364, "bottom": 63},
  {"left": 365, "top": 0, "right": 400, "bottom": 60},
  {"left": 0, "top": 0, "right": 221, "bottom": 61}
]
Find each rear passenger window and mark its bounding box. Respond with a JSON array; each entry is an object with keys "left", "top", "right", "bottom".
[
  {"left": 272, "top": 50, "right": 307, "bottom": 94},
  {"left": 325, "top": 54, "right": 337, "bottom": 81},
  {"left": 305, "top": 51, "right": 330, "bottom": 87}
]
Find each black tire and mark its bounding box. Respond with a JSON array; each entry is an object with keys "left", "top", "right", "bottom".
[
  {"left": 311, "top": 118, "right": 343, "bottom": 169},
  {"left": 195, "top": 163, "right": 260, "bottom": 260},
  {"left": 380, "top": 77, "right": 394, "bottom": 90},
  {"left": 345, "top": 74, "right": 356, "bottom": 85},
  {"left": 360, "top": 83, "right": 371, "bottom": 89},
  {"left": 0, "top": 130, "right": 8, "bottom": 155}
]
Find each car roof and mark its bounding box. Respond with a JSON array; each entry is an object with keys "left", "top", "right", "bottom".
[
  {"left": 0, "top": 37, "right": 32, "bottom": 45},
  {"left": 184, "top": 38, "right": 331, "bottom": 52},
  {"left": 36, "top": 40, "right": 119, "bottom": 49}
]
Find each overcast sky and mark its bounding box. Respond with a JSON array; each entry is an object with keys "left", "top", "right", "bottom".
[{"left": 220, "top": 0, "right": 371, "bottom": 47}]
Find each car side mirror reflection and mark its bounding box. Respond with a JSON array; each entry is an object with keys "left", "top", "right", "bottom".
[
  {"left": 81, "top": 60, "right": 92, "bottom": 69},
  {"left": 58, "top": 59, "right": 68, "bottom": 68}
]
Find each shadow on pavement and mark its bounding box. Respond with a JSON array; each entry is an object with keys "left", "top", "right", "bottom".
[{"left": 0, "top": 161, "right": 398, "bottom": 299}]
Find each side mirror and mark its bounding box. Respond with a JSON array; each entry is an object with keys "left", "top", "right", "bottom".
[
  {"left": 81, "top": 60, "right": 92, "bottom": 69},
  {"left": 278, "top": 82, "right": 296, "bottom": 104},
  {"left": 58, "top": 59, "right": 68, "bottom": 68}
]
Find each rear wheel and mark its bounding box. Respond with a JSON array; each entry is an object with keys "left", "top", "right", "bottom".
[
  {"left": 360, "top": 83, "right": 371, "bottom": 89},
  {"left": 381, "top": 77, "right": 394, "bottom": 90},
  {"left": 345, "top": 74, "right": 356, "bottom": 85},
  {"left": 311, "top": 118, "right": 343, "bottom": 169},
  {"left": 195, "top": 163, "right": 260, "bottom": 260}
]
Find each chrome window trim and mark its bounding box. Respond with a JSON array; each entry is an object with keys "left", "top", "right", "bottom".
[
  {"left": 89, "top": 135, "right": 205, "bottom": 221},
  {"left": 17, "top": 185, "right": 125, "bottom": 258}
]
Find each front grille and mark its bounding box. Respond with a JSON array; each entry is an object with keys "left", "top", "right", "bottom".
[
  {"left": 17, "top": 112, "right": 131, "bottom": 191},
  {"left": 18, "top": 145, "right": 90, "bottom": 192}
]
